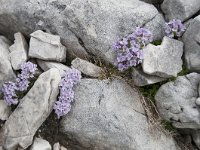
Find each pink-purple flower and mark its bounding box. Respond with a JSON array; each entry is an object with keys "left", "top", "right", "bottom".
[
  {"left": 54, "top": 68, "right": 81, "bottom": 118},
  {"left": 164, "top": 19, "right": 186, "bottom": 38},
  {"left": 113, "top": 27, "right": 153, "bottom": 71}
]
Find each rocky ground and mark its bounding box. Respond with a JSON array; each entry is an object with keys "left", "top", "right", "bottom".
[{"left": 0, "top": 0, "right": 200, "bottom": 150}]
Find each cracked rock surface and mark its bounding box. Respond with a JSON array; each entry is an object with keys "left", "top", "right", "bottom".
[
  {"left": 0, "top": 0, "right": 164, "bottom": 64},
  {"left": 183, "top": 15, "right": 200, "bottom": 72},
  {"left": 61, "top": 78, "right": 180, "bottom": 150},
  {"left": 2, "top": 68, "right": 61, "bottom": 150},
  {"left": 161, "top": 0, "right": 200, "bottom": 22},
  {"left": 155, "top": 73, "right": 200, "bottom": 129},
  {"left": 0, "top": 36, "right": 16, "bottom": 93}
]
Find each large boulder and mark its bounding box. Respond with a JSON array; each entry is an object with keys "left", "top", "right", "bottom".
[
  {"left": 182, "top": 15, "right": 200, "bottom": 72},
  {"left": 0, "top": 0, "right": 164, "bottom": 64},
  {"left": 0, "top": 36, "right": 16, "bottom": 92},
  {"left": 142, "top": 36, "right": 183, "bottom": 78},
  {"left": 155, "top": 73, "right": 200, "bottom": 129},
  {"left": 61, "top": 78, "right": 180, "bottom": 150},
  {"left": 2, "top": 68, "right": 61, "bottom": 150},
  {"left": 161, "top": 0, "right": 200, "bottom": 21}
]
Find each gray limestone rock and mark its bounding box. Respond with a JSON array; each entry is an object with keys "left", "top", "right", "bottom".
[
  {"left": 155, "top": 73, "right": 200, "bottom": 129},
  {"left": 61, "top": 78, "right": 180, "bottom": 150},
  {"left": 29, "top": 30, "right": 66, "bottom": 62},
  {"left": 71, "top": 58, "right": 102, "bottom": 78},
  {"left": 2, "top": 68, "right": 61, "bottom": 150},
  {"left": 9, "top": 32, "right": 28, "bottom": 70},
  {"left": 142, "top": 36, "right": 183, "bottom": 78},
  {"left": 161, "top": 0, "right": 200, "bottom": 21},
  {"left": 0, "top": 0, "right": 165, "bottom": 64},
  {"left": 30, "top": 138, "right": 51, "bottom": 150}
]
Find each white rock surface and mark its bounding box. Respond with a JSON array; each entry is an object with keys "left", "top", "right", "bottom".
[
  {"left": 161, "top": 0, "right": 200, "bottom": 21},
  {"left": 37, "top": 60, "right": 70, "bottom": 76},
  {"left": 71, "top": 58, "right": 102, "bottom": 77},
  {"left": 2, "top": 68, "right": 61, "bottom": 150},
  {"left": 155, "top": 73, "right": 200, "bottom": 129},
  {"left": 0, "top": 100, "right": 11, "bottom": 121},
  {"left": 0, "top": 36, "right": 16, "bottom": 93},
  {"left": 132, "top": 68, "right": 166, "bottom": 86},
  {"left": 142, "top": 36, "right": 183, "bottom": 78},
  {"left": 9, "top": 32, "right": 28, "bottom": 70},
  {"left": 29, "top": 30, "right": 66, "bottom": 62},
  {"left": 0, "top": 0, "right": 165, "bottom": 64},
  {"left": 182, "top": 15, "right": 200, "bottom": 72},
  {"left": 30, "top": 138, "right": 51, "bottom": 150},
  {"left": 53, "top": 142, "right": 60, "bottom": 150},
  {"left": 61, "top": 78, "right": 180, "bottom": 150}
]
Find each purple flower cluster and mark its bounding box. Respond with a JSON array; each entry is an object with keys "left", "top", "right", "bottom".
[
  {"left": 113, "top": 27, "right": 153, "bottom": 71},
  {"left": 1, "top": 61, "right": 38, "bottom": 105},
  {"left": 164, "top": 19, "right": 186, "bottom": 38},
  {"left": 54, "top": 68, "right": 81, "bottom": 118},
  {"left": 16, "top": 62, "right": 38, "bottom": 91}
]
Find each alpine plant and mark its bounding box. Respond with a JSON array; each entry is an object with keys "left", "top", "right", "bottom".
[{"left": 113, "top": 27, "right": 153, "bottom": 71}]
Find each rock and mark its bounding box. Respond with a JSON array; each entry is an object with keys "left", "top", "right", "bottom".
[
  {"left": 61, "top": 78, "right": 180, "bottom": 150},
  {"left": 71, "top": 58, "right": 102, "bottom": 78},
  {"left": 191, "top": 130, "right": 200, "bottom": 149},
  {"left": 161, "top": 0, "right": 200, "bottom": 21},
  {"left": 60, "top": 146, "right": 67, "bottom": 150},
  {"left": 37, "top": 60, "right": 70, "bottom": 76},
  {"left": 155, "top": 73, "right": 200, "bottom": 129},
  {"left": 0, "top": 36, "right": 16, "bottom": 93},
  {"left": 182, "top": 15, "right": 200, "bottom": 72},
  {"left": 9, "top": 32, "right": 28, "bottom": 70},
  {"left": 132, "top": 68, "right": 166, "bottom": 86},
  {"left": 30, "top": 138, "right": 51, "bottom": 150},
  {"left": 140, "top": 0, "right": 164, "bottom": 4},
  {"left": 142, "top": 36, "right": 183, "bottom": 78},
  {"left": 0, "top": 100, "right": 11, "bottom": 121},
  {"left": 53, "top": 142, "right": 60, "bottom": 150},
  {"left": 29, "top": 30, "right": 66, "bottom": 62},
  {"left": 2, "top": 68, "right": 61, "bottom": 150},
  {"left": 0, "top": 0, "right": 165, "bottom": 64}
]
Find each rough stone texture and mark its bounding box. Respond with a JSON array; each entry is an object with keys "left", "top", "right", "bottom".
[
  {"left": 37, "top": 59, "right": 70, "bottom": 76},
  {"left": 9, "top": 32, "right": 28, "bottom": 70},
  {"left": 2, "top": 68, "right": 61, "bottom": 150},
  {"left": 161, "top": 0, "right": 200, "bottom": 21},
  {"left": 0, "top": 0, "right": 165, "bottom": 64},
  {"left": 71, "top": 58, "right": 102, "bottom": 78},
  {"left": 0, "top": 100, "right": 11, "bottom": 121},
  {"left": 142, "top": 36, "right": 183, "bottom": 78},
  {"left": 0, "top": 36, "right": 16, "bottom": 93},
  {"left": 140, "top": 0, "right": 164, "bottom": 4},
  {"left": 155, "top": 73, "right": 200, "bottom": 129},
  {"left": 182, "top": 15, "right": 200, "bottom": 72},
  {"left": 30, "top": 138, "right": 51, "bottom": 150},
  {"left": 29, "top": 30, "right": 66, "bottom": 62},
  {"left": 132, "top": 68, "right": 166, "bottom": 86},
  {"left": 191, "top": 130, "right": 200, "bottom": 149},
  {"left": 53, "top": 143, "right": 60, "bottom": 150},
  {"left": 61, "top": 78, "right": 180, "bottom": 150}
]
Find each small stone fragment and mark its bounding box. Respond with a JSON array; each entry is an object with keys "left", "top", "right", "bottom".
[
  {"left": 71, "top": 58, "right": 102, "bottom": 77},
  {"left": 0, "top": 100, "right": 11, "bottom": 121},
  {"left": 29, "top": 30, "right": 66, "bottom": 62},
  {"left": 9, "top": 32, "right": 28, "bottom": 70},
  {"left": 161, "top": 0, "right": 200, "bottom": 21},
  {"left": 53, "top": 142, "right": 60, "bottom": 150},
  {"left": 132, "top": 68, "right": 166, "bottom": 86},
  {"left": 37, "top": 60, "right": 70, "bottom": 76},
  {"left": 142, "top": 36, "right": 183, "bottom": 78},
  {"left": 60, "top": 146, "right": 67, "bottom": 150},
  {"left": 30, "top": 138, "right": 51, "bottom": 150}
]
